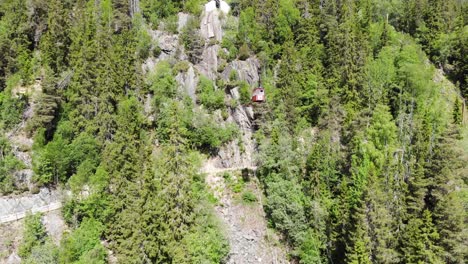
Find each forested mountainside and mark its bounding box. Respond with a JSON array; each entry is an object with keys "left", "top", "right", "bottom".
[{"left": 0, "top": 0, "right": 467, "bottom": 263}]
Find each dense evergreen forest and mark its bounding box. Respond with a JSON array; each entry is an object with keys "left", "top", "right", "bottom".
[{"left": 0, "top": 0, "right": 467, "bottom": 263}]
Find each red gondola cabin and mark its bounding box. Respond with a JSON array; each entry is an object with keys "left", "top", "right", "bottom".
[{"left": 251, "top": 87, "right": 265, "bottom": 102}]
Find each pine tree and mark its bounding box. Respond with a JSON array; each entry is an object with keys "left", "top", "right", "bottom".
[
  {"left": 40, "top": 0, "right": 70, "bottom": 73},
  {"left": 401, "top": 210, "right": 443, "bottom": 264},
  {"left": 424, "top": 127, "right": 467, "bottom": 263}
]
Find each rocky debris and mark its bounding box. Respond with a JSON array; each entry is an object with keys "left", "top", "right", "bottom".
[
  {"left": 143, "top": 13, "right": 193, "bottom": 74},
  {"left": 6, "top": 252, "right": 21, "bottom": 264},
  {"left": 0, "top": 220, "right": 23, "bottom": 264},
  {"left": 129, "top": 0, "right": 140, "bottom": 18},
  {"left": 196, "top": 2, "right": 226, "bottom": 80},
  {"left": 5, "top": 80, "right": 41, "bottom": 191},
  {"left": 42, "top": 210, "right": 67, "bottom": 245},
  {"left": 11, "top": 79, "right": 42, "bottom": 99},
  {"left": 203, "top": 168, "right": 288, "bottom": 264},
  {"left": 151, "top": 32, "right": 180, "bottom": 62},
  {"left": 143, "top": 32, "right": 182, "bottom": 73},
  {"left": 0, "top": 210, "right": 66, "bottom": 263},
  {"left": 222, "top": 58, "right": 261, "bottom": 86}
]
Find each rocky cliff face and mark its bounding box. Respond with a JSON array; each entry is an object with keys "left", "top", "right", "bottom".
[
  {"left": 145, "top": 6, "right": 260, "bottom": 170},
  {"left": 178, "top": 6, "right": 287, "bottom": 263}
]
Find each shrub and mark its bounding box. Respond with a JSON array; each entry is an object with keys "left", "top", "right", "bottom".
[
  {"left": 59, "top": 218, "right": 105, "bottom": 263},
  {"left": 152, "top": 45, "right": 161, "bottom": 58},
  {"left": 0, "top": 92, "right": 27, "bottom": 130},
  {"left": 137, "top": 28, "right": 152, "bottom": 59},
  {"left": 19, "top": 213, "right": 47, "bottom": 258},
  {"left": 197, "top": 75, "right": 225, "bottom": 111},
  {"left": 173, "top": 60, "right": 191, "bottom": 74},
  {"left": 239, "top": 81, "right": 251, "bottom": 105},
  {"left": 181, "top": 17, "right": 205, "bottom": 64},
  {"left": 191, "top": 119, "right": 238, "bottom": 152},
  {"left": 23, "top": 239, "right": 59, "bottom": 264},
  {"left": 183, "top": 0, "right": 204, "bottom": 16},
  {"left": 242, "top": 191, "right": 257, "bottom": 204},
  {"left": 190, "top": 111, "right": 238, "bottom": 152},
  {"left": 161, "top": 15, "right": 179, "bottom": 34},
  {"left": 229, "top": 70, "right": 239, "bottom": 82},
  {"left": 147, "top": 61, "right": 177, "bottom": 109},
  {"left": 217, "top": 60, "right": 227, "bottom": 72},
  {"left": 232, "top": 179, "right": 244, "bottom": 193},
  {"left": 238, "top": 43, "right": 250, "bottom": 61}
]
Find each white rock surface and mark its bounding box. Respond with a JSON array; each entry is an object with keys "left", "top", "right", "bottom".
[
  {"left": 176, "top": 65, "right": 198, "bottom": 103},
  {"left": 201, "top": 7, "right": 223, "bottom": 41},
  {"left": 205, "top": 0, "right": 230, "bottom": 14}
]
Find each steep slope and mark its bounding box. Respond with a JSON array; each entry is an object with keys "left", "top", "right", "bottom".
[{"left": 141, "top": 2, "right": 289, "bottom": 261}]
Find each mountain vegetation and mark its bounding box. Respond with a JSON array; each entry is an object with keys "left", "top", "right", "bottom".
[{"left": 0, "top": 0, "right": 467, "bottom": 263}]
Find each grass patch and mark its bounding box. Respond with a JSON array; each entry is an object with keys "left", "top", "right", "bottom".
[{"left": 241, "top": 190, "right": 257, "bottom": 204}]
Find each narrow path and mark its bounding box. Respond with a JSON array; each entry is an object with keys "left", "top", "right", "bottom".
[
  {"left": 0, "top": 202, "right": 62, "bottom": 224},
  {"left": 201, "top": 165, "right": 257, "bottom": 175},
  {"left": 0, "top": 188, "right": 63, "bottom": 224}
]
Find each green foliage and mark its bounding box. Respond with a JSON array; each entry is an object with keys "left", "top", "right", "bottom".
[
  {"left": 19, "top": 214, "right": 47, "bottom": 258},
  {"left": 26, "top": 69, "right": 60, "bottom": 135},
  {"left": 190, "top": 110, "right": 238, "bottom": 152},
  {"left": 0, "top": 92, "right": 27, "bottom": 130},
  {"left": 183, "top": 0, "right": 204, "bottom": 16},
  {"left": 197, "top": 75, "right": 225, "bottom": 111},
  {"left": 265, "top": 174, "right": 307, "bottom": 244},
  {"left": 273, "top": 0, "right": 300, "bottom": 44},
  {"left": 2, "top": 1, "right": 466, "bottom": 264},
  {"left": 59, "top": 218, "right": 105, "bottom": 263},
  {"left": 140, "top": 0, "right": 182, "bottom": 26},
  {"left": 135, "top": 17, "right": 152, "bottom": 60},
  {"left": 180, "top": 17, "right": 204, "bottom": 64},
  {"left": 297, "top": 230, "right": 326, "bottom": 264},
  {"left": 241, "top": 190, "right": 257, "bottom": 204},
  {"left": 238, "top": 43, "right": 250, "bottom": 61},
  {"left": 23, "top": 239, "right": 59, "bottom": 264},
  {"left": 238, "top": 81, "right": 251, "bottom": 105},
  {"left": 237, "top": 7, "right": 261, "bottom": 52},
  {"left": 173, "top": 60, "right": 190, "bottom": 74},
  {"left": 33, "top": 131, "right": 100, "bottom": 186},
  {"left": 179, "top": 206, "right": 229, "bottom": 263},
  {"left": 401, "top": 210, "right": 443, "bottom": 264},
  {"left": 0, "top": 0, "right": 35, "bottom": 89},
  {"left": 161, "top": 15, "right": 179, "bottom": 34},
  {"left": 147, "top": 61, "right": 177, "bottom": 109},
  {"left": 0, "top": 135, "right": 25, "bottom": 194},
  {"left": 453, "top": 97, "right": 462, "bottom": 124}
]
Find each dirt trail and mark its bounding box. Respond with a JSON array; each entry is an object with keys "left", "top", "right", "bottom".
[
  {"left": 0, "top": 202, "right": 62, "bottom": 224},
  {"left": 0, "top": 188, "right": 63, "bottom": 224}
]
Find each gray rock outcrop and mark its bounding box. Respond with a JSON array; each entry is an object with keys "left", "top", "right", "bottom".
[
  {"left": 222, "top": 58, "right": 261, "bottom": 86},
  {"left": 176, "top": 65, "right": 198, "bottom": 103}
]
